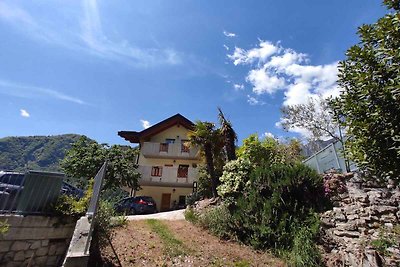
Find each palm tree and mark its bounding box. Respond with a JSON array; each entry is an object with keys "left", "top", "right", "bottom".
[
  {"left": 218, "top": 107, "right": 237, "bottom": 161},
  {"left": 188, "top": 121, "right": 222, "bottom": 198}
]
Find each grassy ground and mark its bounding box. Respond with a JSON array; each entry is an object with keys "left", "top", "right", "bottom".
[{"left": 100, "top": 219, "right": 284, "bottom": 266}]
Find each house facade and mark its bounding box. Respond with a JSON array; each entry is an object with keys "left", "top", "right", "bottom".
[{"left": 118, "top": 114, "right": 201, "bottom": 211}]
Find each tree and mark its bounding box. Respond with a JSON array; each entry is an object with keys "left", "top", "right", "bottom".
[
  {"left": 281, "top": 95, "right": 342, "bottom": 146},
  {"left": 218, "top": 107, "right": 237, "bottom": 161},
  {"left": 188, "top": 121, "right": 223, "bottom": 198},
  {"left": 61, "top": 136, "right": 141, "bottom": 190},
  {"left": 332, "top": 0, "right": 400, "bottom": 181}
]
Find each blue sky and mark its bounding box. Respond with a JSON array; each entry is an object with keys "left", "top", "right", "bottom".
[{"left": 0, "top": 0, "right": 386, "bottom": 145}]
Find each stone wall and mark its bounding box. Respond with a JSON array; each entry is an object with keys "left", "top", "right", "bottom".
[
  {"left": 320, "top": 172, "right": 400, "bottom": 267},
  {"left": 0, "top": 215, "right": 76, "bottom": 267}
]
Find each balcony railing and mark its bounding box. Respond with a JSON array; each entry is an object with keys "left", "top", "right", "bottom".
[
  {"left": 138, "top": 166, "right": 198, "bottom": 187},
  {"left": 141, "top": 142, "right": 200, "bottom": 159}
]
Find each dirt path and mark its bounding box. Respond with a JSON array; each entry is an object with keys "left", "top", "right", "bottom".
[{"left": 100, "top": 219, "right": 284, "bottom": 267}]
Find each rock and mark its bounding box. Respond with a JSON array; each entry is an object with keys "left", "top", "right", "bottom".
[
  {"left": 11, "top": 241, "right": 29, "bottom": 251},
  {"left": 30, "top": 240, "right": 42, "bottom": 250},
  {"left": 333, "top": 230, "right": 360, "bottom": 238},
  {"left": 13, "top": 251, "right": 24, "bottom": 261}
]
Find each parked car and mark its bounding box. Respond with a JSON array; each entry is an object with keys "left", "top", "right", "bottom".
[
  {"left": 115, "top": 196, "right": 157, "bottom": 215},
  {"left": 0, "top": 171, "right": 25, "bottom": 211}
]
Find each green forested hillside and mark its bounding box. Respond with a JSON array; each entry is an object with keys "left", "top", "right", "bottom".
[{"left": 0, "top": 134, "right": 83, "bottom": 171}]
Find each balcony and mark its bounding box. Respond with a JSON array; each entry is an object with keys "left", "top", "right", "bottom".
[
  {"left": 138, "top": 166, "right": 198, "bottom": 188},
  {"left": 141, "top": 142, "right": 200, "bottom": 159}
]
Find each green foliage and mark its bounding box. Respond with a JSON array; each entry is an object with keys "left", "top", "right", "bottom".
[
  {"left": 237, "top": 135, "right": 302, "bottom": 167},
  {"left": 188, "top": 121, "right": 224, "bottom": 197},
  {"left": 0, "top": 220, "right": 9, "bottom": 236},
  {"left": 286, "top": 225, "right": 322, "bottom": 267},
  {"left": 198, "top": 204, "right": 236, "bottom": 240},
  {"left": 61, "top": 136, "right": 141, "bottom": 190},
  {"left": 332, "top": 1, "right": 400, "bottom": 181},
  {"left": 231, "top": 164, "right": 325, "bottom": 251},
  {"left": 146, "top": 219, "right": 188, "bottom": 257},
  {"left": 0, "top": 134, "right": 82, "bottom": 171},
  {"left": 370, "top": 225, "right": 399, "bottom": 256},
  {"left": 217, "top": 158, "right": 252, "bottom": 198},
  {"left": 51, "top": 179, "right": 94, "bottom": 217},
  {"left": 281, "top": 96, "right": 341, "bottom": 144},
  {"left": 184, "top": 208, "right": 199, "bottom": 223},
  {"left": 94, "top": 200, "right": 116, "bottom": 246}
]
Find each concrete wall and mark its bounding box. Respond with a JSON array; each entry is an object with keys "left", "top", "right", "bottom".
[{"left": 0, "top": 215, "right": 76, "bottom": 267}]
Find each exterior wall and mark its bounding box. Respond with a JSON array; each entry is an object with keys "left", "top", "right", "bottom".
[
  {"left": 0, "top": 215, "right": 76, "bottom": 267},
  {"left": 130, "top": 121, "right": 201, "bottom": 211},
  {"left": 136, "top": 186, "right": 193, "bottom": 211},
  {"left": 148, "top": 125, "right": 191, "bottom": 143}
]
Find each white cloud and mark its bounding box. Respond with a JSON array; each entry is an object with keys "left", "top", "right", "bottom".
[
  {"left": 262, "top": 132, "right": 275, "bottom": 138},
  {"left": 0, "top": 79, "right": 88, "bottom": 105},
  {"left": 233, "top": 83, "right": 244, "bottom": 91},
  {"left": 140, "top": 119, "right": 151, "bottom": 129},
  {"left": 229, "top": 39, "right": 341, "bottom": 138},
  {"left": 247, "top": 67, "right": 285, "bottom": 94},
  {"left": 20, "top": 109, "right": 30, "bottom": 118},
  {"left": 0, "top": 1, "right": 182, "bottom": 67},
  {"left": 228, "top": 39, "right": 339, "bottom": 106},
  {"left": 223, "top": 31, "right": 236, "bottom": 37},
  {"left": 223, "top": 44, "right": 229, "bottom": 51},
  {"left": 247, "top": 95, "right": 265, "bottom": 106},
  {"left": 228, "top": 40, "right": 279, "bottom": 66},
  {"left": 80, "top": 0, "right": 181, "bottom": 66}
]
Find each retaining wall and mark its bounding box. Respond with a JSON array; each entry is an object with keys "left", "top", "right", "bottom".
[{"left": 0, "top": 215, "right": 76, "bottom": 267}]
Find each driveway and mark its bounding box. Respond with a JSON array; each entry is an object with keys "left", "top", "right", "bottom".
[{"left": 126, "top": 209, "right": 185, "bottom": 221}]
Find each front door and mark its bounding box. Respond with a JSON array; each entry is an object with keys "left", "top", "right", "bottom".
[{"left": 161, "top": 193, "right": 171, "bottom": 211}]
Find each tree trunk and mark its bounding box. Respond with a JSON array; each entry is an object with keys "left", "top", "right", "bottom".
[
  {"left": 225, "top": 134, "right": 237, "bottom": 161},
  {"left": 204, "top": 142, "right": 218, "bottom": 198}
]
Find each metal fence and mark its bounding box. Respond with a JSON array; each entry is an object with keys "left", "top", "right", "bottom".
[
  {"left": 303, "top": 141, "right": 358, "bottom": 174},
  {"left": 0, "top": 170, "right": 64, "bottom": 215}
]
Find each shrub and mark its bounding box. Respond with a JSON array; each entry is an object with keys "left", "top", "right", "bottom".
[
  {"left": 197, "top": 204, "right": 235, "bottom": 240},
  {"left": 217, "top": 158, "right": 252, "bottom": 198},
  {"left": 51, "top": 179, "right": 94, "bottom": 217},
  {"left": 230, "top": 163, "right": 327, "bottom": 251},
  {"left": 94, "top": 200, "right": 116, "bottom": 246},
  {"left": 287, "top": 224, "right": 322, "bottom": 267},
  {"left": 184, "top": 208, "right": 199, "bottom": 224}
]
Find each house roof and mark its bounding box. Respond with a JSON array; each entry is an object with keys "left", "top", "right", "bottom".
[{"left": 118, "top": 113, "right": 194, "bottom": 143}]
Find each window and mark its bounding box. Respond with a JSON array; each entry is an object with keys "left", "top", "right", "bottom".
[
  {"left": 165, "top": 138, "right": 175, "bottom": 144},
  {"left": 151, "top": 166, "right": 163, "bottom": 177},
  {"left": 177, "top": 165, "right": 189, "bottom": 178},
  {"left": 181, "top": 140, "right": 190, "bottom": 153},
  {"left": 159, "top": 143, "right": 168, "bottom": 152}
]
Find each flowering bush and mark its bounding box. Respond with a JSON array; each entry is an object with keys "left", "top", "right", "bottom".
[
  {"left": 217, "top": 158, "right": 252, "bottom": 198},
  {"left": 323, "top": 170, "right": 348, "bottom": 199}
]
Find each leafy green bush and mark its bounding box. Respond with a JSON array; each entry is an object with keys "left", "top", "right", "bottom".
[
  {"left": 230, "top": 163, "right": 326, "bottom": 251},
  {"left": 51, "top": 179, "right": 94, "bottom": 217},
  {"left": 286, "top": 222, "right": 322, "bottom": 267},
  {"left": 198, "top": 204, "right": 236, "bottom": 240},
  {"left": 332, "top": 1, "right": 400, "bottom": 182},
  {"left": 94, "top": 200, "right": 116, "bottom": 246},
  {"left": 184, "top": 208, "right": 199, "bottom": 224}
]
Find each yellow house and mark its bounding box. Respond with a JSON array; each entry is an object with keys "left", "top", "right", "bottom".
[{"left": 118, "top": 114, "right": 201, "bottom": 211}]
